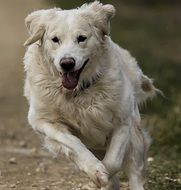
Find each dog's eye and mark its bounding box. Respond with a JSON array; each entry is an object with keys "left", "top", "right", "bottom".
[
  {"left": 52, "top": 36, "right": 59, "bottom": 43},
  {"left": 77, "top": 35, "right": 87, "bottom": 43}
]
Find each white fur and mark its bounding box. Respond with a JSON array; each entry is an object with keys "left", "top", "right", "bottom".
[{"left": 24, "top": 2, "right": 155, "bottom": 190}]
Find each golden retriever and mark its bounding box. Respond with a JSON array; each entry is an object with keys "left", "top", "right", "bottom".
[{"left": 24, "top": 2, "right": 156, "bottom": 190}]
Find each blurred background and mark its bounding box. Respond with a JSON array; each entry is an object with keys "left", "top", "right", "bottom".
[{"left": 0, "top": 0, "right": 180, "bottom": 189}]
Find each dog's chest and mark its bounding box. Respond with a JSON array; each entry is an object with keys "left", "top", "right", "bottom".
[{"left": 57, "top": 91, "right": 120, "bottom": 148}]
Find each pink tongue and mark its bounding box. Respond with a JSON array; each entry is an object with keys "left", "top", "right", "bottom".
[{"left": 62, "top": 72, "right": 78, "bottom": 90}]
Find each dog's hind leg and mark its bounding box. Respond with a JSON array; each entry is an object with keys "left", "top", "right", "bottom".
[{"left": 123, "top": 125, "right": 151, "bottom": 190}]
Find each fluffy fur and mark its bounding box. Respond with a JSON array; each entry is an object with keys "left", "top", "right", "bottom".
[{"left": 24, "top": 2, "right": 155, "bottom": 190}]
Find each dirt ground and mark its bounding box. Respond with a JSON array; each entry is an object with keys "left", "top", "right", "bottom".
[{"left": 0, "top": 1, "right": 180, "bottom": 190}]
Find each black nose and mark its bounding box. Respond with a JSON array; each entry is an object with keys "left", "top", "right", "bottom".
[{"left": 60, "top": 57, "right": 75, "bottom": 72}]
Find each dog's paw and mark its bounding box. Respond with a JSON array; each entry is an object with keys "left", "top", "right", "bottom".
[{"left": 90, "top": 161, "right": 109, "bottom": 188}]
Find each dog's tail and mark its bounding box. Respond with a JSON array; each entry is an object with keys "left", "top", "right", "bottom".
[{"left": 136, "top": 74, "right": 163, "bottom": 105}]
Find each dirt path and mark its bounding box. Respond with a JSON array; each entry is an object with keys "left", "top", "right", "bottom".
[{"left": 0, "top": 0, "right": 50, "bottom": 117}]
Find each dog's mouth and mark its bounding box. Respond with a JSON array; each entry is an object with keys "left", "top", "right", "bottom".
[{"left": 61, "top": 59, "right": 89, "bottom": 90}]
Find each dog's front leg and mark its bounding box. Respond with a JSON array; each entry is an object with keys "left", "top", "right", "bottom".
[
  {"left": 103, "top": 119, "right": 131, "bottom": 176},
  {"left": 30, "top": 119, "right": 109, "bottom": 188}
]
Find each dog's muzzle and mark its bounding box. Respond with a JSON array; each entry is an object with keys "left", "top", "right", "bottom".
[
  {"left": 60, "top": 58, "right": 89, "bottom": 90},
  {"left": 60, "top": 57, "right": 75, "bottom": 72}
]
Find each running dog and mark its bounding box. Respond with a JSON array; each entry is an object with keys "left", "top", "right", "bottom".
[{"left": 24, "top": 2, "right": 156, "bottom": 190}]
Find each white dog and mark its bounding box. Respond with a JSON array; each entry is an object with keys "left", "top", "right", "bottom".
[{"left": 24, "top": 2, "right": 156, "bottom": 190}]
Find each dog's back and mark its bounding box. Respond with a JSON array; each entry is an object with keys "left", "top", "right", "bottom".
[{"left": 112, "top": 42, "right": 157, "bottom": 103}]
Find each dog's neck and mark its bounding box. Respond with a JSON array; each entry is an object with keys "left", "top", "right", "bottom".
[
  {"left": 71, "top": 73, "right": 101, "bottom": 97},
  {"left": 80, "top": 73, "right": 101, "bottom": 91},
  {"left": 73, "top": 53, "right": 110, "bottom": 96}
]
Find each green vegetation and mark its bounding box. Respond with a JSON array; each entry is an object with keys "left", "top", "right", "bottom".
[{"left": 47, "top": 1, "right": 181, "bottom": 189}]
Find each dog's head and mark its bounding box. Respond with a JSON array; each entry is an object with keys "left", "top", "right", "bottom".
[{"left": 24, "top": 2, "right": 115, "bottom": 90}]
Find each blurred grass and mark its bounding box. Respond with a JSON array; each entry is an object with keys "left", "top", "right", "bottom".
[{"left": 47, "top": 1, "right": 181, "bottom": 189}]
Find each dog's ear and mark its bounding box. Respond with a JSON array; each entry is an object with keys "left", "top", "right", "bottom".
[
  {"left": 24, "top": 10, "right": 46, "bottom": 46},
  {"left": 81, "top": 2, "right": 115, "bottom": 39},
  {"left": 94, "top": 3, "right": 115, "bottom": 36},
  {"left": 24, "top": 26, "right": 45, "bottom": 46}
]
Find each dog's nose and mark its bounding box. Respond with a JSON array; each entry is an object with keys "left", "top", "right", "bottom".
[{"left": 60, "top": 57, "right": 75, "bottom": 72}]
